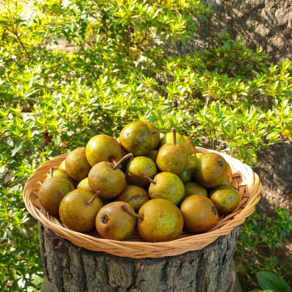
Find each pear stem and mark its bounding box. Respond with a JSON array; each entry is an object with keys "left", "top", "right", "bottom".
[
  {"left": 151, "top": 130, "right": 157, "bottom": 134},
  {"left": 113, "top": 153, "right": 134, "bottom": 170},
  {"left": 110, "top": 158, "right": 121, "bottom": 168},
  {"left": 50, "top": 167, "right": 54, "bottom": 178},
  {"left": 121, "top": 205, "right": 144, "bottom": 221},
  {"left": 189, "top": 139, "right": 197, "bottom": 156},
  {"left": 172, "top": 127, "right": 176, "bottom": 145},
  {"left": 87, "top": 191, "right": 101, "bottom": 205},
  {"left": 144, "top": 176, "right": 157, "bottom": 185}
]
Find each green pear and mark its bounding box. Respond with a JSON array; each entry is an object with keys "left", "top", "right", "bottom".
[
  {"left": 115, "top": 185, "right": 150, "bottom": 212},
  {"left": 158, "top": 130, "right": 187, "bottom": 149},
  {"left": 88, "top": 154, "right": 133, "bottom": 198},
  {"left": 145, "top": 150, "right": 158, "bottom": 162},
  {"left": 126, "top": 156, "right": 157, "bottom": 187},
  {"left": 179, "top": 155, "right": 198, "bottom": 183},
  {"left": 46, "top": 169, "right": 77, "bottom": 187},
  {"left": 59, "top": 190, "right": 103, "bottom": 233},
  {"left": 184, "top": 182, "right": 208, "bottom": 198},
  {"left": 65, "top": 147, "right": 91, "bottom": 182},
  {"left": 86, "top": 134, "right": 123, "bottom": 166},
  {"left": 193, "top": 153, "right": 228, "bottom": 188},
  {"left": 137, "top": 199, "right": 184, "bottom": 242},
  {"left": 209, "top": 185, "right": 240, "bottom": 214},
  {"left": 156, "top": 127, "right": 189, "bottom": 176},
  {"left": 119, "top": 121, "right": 155, "bottom": 156},
  {"left": 147, "top": 172, "right": 185, "bottom": 205},
  {"left": 145, "top": 122, "right": 161, "bottom": 149}
]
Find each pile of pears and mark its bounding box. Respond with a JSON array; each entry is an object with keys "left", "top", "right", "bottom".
[{"left": 38, "top": 121, "right": 241, "bottom": 242}]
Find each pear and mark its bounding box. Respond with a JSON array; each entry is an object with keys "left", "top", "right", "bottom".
[
  {"left": 77, "top": 178, "right": 113, "bottom": 205},
  {"left": 95, "top": 202, "right": 136, "bottom": 240},
  {"left": 184, "top": 136, "right": 193, "bottom": 155},
  {"left": 77, "top": 177, "right": 93, "bottom": 193},
  {"left": 158, "top": 130, "right": 187, "bottom": 149},
  {"left": 209, "top": 185, "right": 240, "bottom": 214},
  {"left": 179, "top": 155, "right": 198, "bottom": 183},
  {"left": 119, "top": 121, "right": 155, "bottom": 156},
  {"left": 88, "top": 153, "right": 133, "bottom": 199},
  {"left": 193, "top": 153, "right": 228, "bottom": 188},
  {"left": 59, "top": 160, "right": 67, "bottom": 172},
  {"left": 156, "top": 127, "right": 189, "bottom": 176},
  {"left": 226, "top": 162, "right": 232, "bottom": 177},
  {"left": 38, "top": 177, "right": 75, "bottom": 215},
  {"left": 126, "top": 156, "right": 157, "bottom": 187},
  {"left": 196, "top": 153, "right": 204, "bottom": 159},
  {"left": 59, "top": 190, "right": 103, "bottom": 233},
  {"left": 145, "top": 150, "right": 158, "bottom": 162},
  {"left": 181, "top": 195, "right": 218, "bottom": 233},
  {"left": 115, "top": 185, "right": 150, "bottom": 212},
  {"left": 65, "top": 147, "right": 91, "bottom": 182},
  {"left": 145, "top": 122, "right": 161, "bottom": 149},
  {"left": 184, "top": 182, "right": 208, "bottom": 198},
  {"left": 86, "top": 134, "right": 123, "bottom": 166},
  {"left": 137, "top": 199, "right": 184, "bottom": 242},
  {"left": 146, "top": 172, "right": 185, "bottom": 205},
  {"left": 46, "top": 169, "right": 77, "bottom": 187},
  {"left": 221, "top": 173, "right": 232, "bottom": 186}
]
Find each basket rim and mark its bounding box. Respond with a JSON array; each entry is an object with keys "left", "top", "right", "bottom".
[{"left": 23, "top": 147, "right": 262, "bottom": 258}]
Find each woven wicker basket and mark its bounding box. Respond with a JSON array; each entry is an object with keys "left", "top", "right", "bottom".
[{"left": 23, "top": 147, "right": 261, "bottom": 259}]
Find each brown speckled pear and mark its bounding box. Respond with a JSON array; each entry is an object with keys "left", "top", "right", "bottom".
[
  {"left": 156, "top": 128, "right": 189, "bottom": 176},
  {"left": 119, "top": 121, "right": 154, "bottom": 156},
  {"left": 137, "top": 199, "right": 184, "bottom": 242},
  {"left": 86, "top": 134, "right": 123, "bottom": 166},
  {"left": 46, "top": 169, "right": 77, "bottom": 187},
  {"left": 88, "top": 154, "right": 133, "bottom": 198},
  {"left": 209, "top": 185, "right": 240, "bottom": 214},
  {"left": 181, "top": 195, "right": 218, "bottom": 233},
  {"left": 115, "top": 185, "right": 150, "bottom": 212},
  {"left": 184, "top": 182, "right": 208, "bottom": 198},
  {"left": 179, "top": 155, "right": 198, "bottom": 183},
  {"left": 145, "top": 122, "right": 161, "bottom": 149},
  {"left": 65, "top": 147, "right": 91, "bottom": 182},
  {"left": 193, "top": 153, "right": 228, "bottom": 188},
  {"left": 38, "top": 177, "right": 75, "bottom": 215},
  {"left": 147, "top": 172, "right": 185, "bottom": 206},
  {"left": 126, "top": 156, "right": 157, "bottom": 187},
  {"left": 59, "top": 190, "right": 103, "bottom": 233},
  {"left": 95, "top": 202, "right": 136, "bottom": 240}
]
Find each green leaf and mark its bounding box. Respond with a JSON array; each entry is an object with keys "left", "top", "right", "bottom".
[
  {"left": 257, "top": 271, "right": 290, "bottom": 292},
  {"left": 266, "top": 132, "right": 279, "bottom": 140}
]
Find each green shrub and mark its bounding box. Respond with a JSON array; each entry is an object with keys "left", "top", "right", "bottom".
[{"left": 0, "top": 0, "right": 291, "bottom": 290}]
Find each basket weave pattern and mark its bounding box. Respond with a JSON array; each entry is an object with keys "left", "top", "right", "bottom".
[{"left": 23, "top": 147, "right": 261, "bottom": 259}]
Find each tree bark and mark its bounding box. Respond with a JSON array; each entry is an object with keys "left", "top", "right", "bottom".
[
  {"left": 39, "top": 222, "right": 239, "bottom": 292},
  {"left": 253, "top": 143, "right": 292, "bottom": 217}
]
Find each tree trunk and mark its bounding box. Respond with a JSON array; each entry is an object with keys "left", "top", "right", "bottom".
[
  {"left": 253, "top": 143, "right": 292, "bottom": 217},
  {"left": 39, "top": 222, "right": 239, "bottom": 292}
]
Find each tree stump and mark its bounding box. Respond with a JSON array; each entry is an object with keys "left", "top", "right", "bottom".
[{"left": 38, "top": 222, "right": 239, "bottom": 292}]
